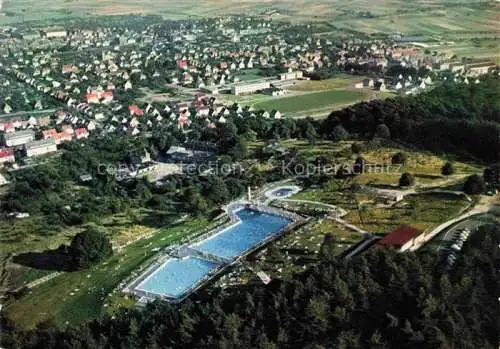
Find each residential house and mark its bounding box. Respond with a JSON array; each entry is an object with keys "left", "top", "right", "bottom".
[
  {"left": 42, "top": 129, "right": 58, "bottom": 139},
  {"left": 0, "top": 148, "right": 15, "bottom": 164},
  {"left": 129, "top": 105, "right": 144, "bottom": 116},
  {"left": 54, "top": 131, "right": 72, "bottom": 145},
  {"left": 75, "top": 128, "right": 89, "bottom": 139},
  {"left": 101, "top": 91, "right": 114, "bottom": 103}
]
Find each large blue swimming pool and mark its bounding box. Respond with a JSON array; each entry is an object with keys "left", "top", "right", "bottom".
[
  {"left": 193, "top": 209, "right": 291, "bottom": 259},
  {"left": 136, "top": 256, "right": 219, "bottom": 298},
  {"left": 133, "top": 208, "right": 291, "bottom": 299}
]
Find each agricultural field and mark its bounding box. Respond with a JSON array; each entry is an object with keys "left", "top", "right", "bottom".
[{"left": 3, "top": 216, "right": 212, "bottom": 329}]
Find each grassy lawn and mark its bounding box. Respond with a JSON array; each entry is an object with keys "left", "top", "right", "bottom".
[
  {"left": 253, "top": 90, "right": 370, "bottom": 114},
  {"left": 344, "top": 193, "right": 471, "bottom": 233},
  {"left": 288, "top": 75, "right": 363, "bottom": 92},
  {"left": 4, "top": 217, "right": 212, "bottom": 329},
  {"left": 235, "top": 69, "right": 265, "bottom": 82}
]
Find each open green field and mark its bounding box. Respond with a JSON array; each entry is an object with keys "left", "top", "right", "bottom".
[
  {"left": 4, "top": 216, "right": 211, "bottom": 329},
  {"left": 253, "top": 90, "right": 371, "bottom": 115},
  {"left": 288, "top": 75, "right": 362, "bottom": 92},
  {"left": 217, "top": 75, "right": 385, "bottom": 118},
  {"left": 343, "top": 193, "right": 471, "bottom": 233}
]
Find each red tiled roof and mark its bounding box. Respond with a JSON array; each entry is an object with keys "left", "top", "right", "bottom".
[
  {"left": 377, "top": 225, "right": 421, "bottom": 248},
  {"left": 75, "top": 128, "right": 89, "bottom": 138},
  {"left": 129, "top": 105, "right": 144, "bottom": 116},
  {"left": 0, "top": 148, "right": 14, "bottom": 158},
  {"left": 43, "top": 129, "right": 57, "bottom": 138},
  {"left": 102, "top": 91, "right": 113, "bottom": 99}
]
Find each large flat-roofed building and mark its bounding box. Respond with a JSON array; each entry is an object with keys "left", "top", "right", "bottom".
[
  {"left": 25, "top": 139, "right": 57, "bottom": 157},
  {"left": 3, "top": 130, "right": 35, "bottom": 147},
  {"left": 45, "top": 30, "right": 68, "bottom": 38},
  {"left": 279, "top": 71, "right": 304, "bottom": 81},
  {"left": 466, "top": 62, "right": 496, "bottom": 77},
  {"left": 231, "top": 81, "right": 270, "bottom": 95}
]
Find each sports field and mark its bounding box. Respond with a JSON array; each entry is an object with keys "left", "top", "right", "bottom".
[{"left": 253, "top": 90, "right": 370, "bottom": 115}]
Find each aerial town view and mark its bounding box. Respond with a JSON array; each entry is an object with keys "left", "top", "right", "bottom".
[{"left": 0, "top": 1, "right": 498, "bottom": 348}]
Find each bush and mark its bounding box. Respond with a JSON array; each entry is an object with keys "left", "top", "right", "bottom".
[
  {"left": 399, "top": 172, "right": 415, "bottom": 187},
  {"left": 463, "top": 174, "right": 485, "bottom": 195},
  {"left": 351, "top": 143, "right": 363, "bottom": 154},
  {"left": 441, "top": 162, "right": 455, "bottom": 176},
  {"left": 391, "top": 152, "right": 408, "bottom": 165}
]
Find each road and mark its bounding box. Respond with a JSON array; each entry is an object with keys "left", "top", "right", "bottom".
[
  {"left": 0, "top": 108, "right": 57, "bottom": 119},
  {"left": 409, "top": 194, "right": 499, "bottom": 251},
  {"left": 434, "top": 213, "right": 497, "bottom": 252}
]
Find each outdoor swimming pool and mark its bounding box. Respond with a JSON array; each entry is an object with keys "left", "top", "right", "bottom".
[
  {"left": 130, "top": 208, "right": 293, "bottom": 300},
  {"left": 135, "top": 256, "right": 219, "bottom": 298},
  {"left": 264, "top": 185, "right": 301, "bottom": 201},
  {"left": 193, "top": 208, "right": 292, "bottom": 259},
  {"left": 273, "top": 188, "right": 294, "bottom": 197}
]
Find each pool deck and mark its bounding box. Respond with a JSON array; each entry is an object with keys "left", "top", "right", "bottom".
[{"left": 123, "top": 203, "right": 305, "bottom": 303}]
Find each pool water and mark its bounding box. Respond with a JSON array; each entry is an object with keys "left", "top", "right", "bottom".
[
  {"left": 135, "top": 257, "right": 219, "bottom": 298},
  {"left": 134, "top": 208, "right": 291, "bottom": 299},
  {"left": 193, "top": 209, "right": 291, "bottom": 259},
  {"left": 272, "top": 188, "right": 294, "bottom": 197}
]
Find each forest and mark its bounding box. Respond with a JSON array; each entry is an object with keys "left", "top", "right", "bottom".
[{"left": 1, "top": 223, "right": 498, "bottom": 349}]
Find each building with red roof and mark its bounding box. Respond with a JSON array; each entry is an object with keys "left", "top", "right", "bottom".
[
  {"left": 54, "top": 131, "right": 72, "bottom": 145},
  {"left": 0, "top": 148, "right": 15, "bottom": 164},
  {"left": 43, "top": 129, "right": 58, "bottom": 139},
  {"left": 101, "top": 91, "right": 114, "bottom": 103},
  {"left": 129, "top": 105, "right": 144, "bottom": 117},
  {"left": 177, "top": 59, "right": 188, "bottom": 70},
  {"left": 377, "top": 225, "right": 422, "bottom": 252},
  {"left": 75, "top": 128, "right": 89, "bottom": 140},
  {"left": 86, "top": 91, "right": 100, "bottom": 104}
]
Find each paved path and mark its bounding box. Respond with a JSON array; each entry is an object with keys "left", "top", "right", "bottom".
[
  {"left": 0, "top": 108, "right": 57, "bottom": 119},
  {"left": 330, "top": 217, "right": 368, "bottom": 234},
  {"left": 25, "top": 272, "right": 61, "bottom": 289},
  {"left": 279, "top": 198, "right": 347, "bottom": 216}
]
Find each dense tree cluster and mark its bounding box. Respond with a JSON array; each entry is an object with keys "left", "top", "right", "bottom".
[
  {"left": 322, "top": 76, "right": 500, "bottom": 162},
  {"left": 2, "top": 224, "right": 498, "bottom": 348},
  {"left": 70, "top": 228, "right": 113, "bottom": 269}
]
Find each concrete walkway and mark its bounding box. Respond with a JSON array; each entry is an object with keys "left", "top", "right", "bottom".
[
  {"left": 330, "top": 217, "right": 368, "bottom": 235},
  {"left": 25, "top": 272, "right": 61, "bottom": 289}
]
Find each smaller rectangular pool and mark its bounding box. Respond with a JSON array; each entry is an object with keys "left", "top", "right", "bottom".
[{"left": 135, "top": 256, "right": 219, "bottom": 298}]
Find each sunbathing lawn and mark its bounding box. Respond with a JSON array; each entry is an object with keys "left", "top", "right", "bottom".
[{"left": 4, "top": 217, "right": 213, "bottom": 329}]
